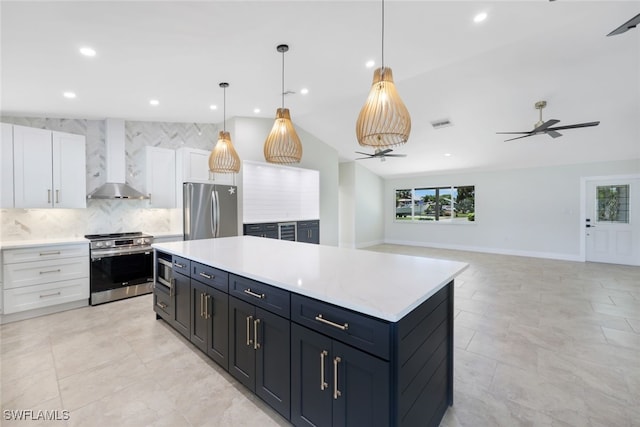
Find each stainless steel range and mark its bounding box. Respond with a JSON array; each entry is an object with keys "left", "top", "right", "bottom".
[{"left": 85, "top": 232, "right": 154, "bottom": 305}]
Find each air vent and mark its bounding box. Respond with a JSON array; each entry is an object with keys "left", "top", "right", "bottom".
[{"left": 430, "top": 118, "right": 453, "bottom": 129}]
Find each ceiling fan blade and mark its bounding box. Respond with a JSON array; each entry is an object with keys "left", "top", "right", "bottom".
[
  {"left": 355, "top": 151, "right": 373, "bottom": 156},
  {"left": 504, "top": 134, "right": 535, "bottom": 142},
  {"left": 607, "top": 12, "right": 640, "bottom": 36},
  {"left": 496, "top": 131, "right": 533, "bottom": 135},
  {"left": 547, "top": 130, "right": 563, "bottom": 138},
  {"left": 384, "top": 154, "right": 407, "bottom": 157},
  {"left": 533, "top": 119, "right": 560, "bottom": 132},
  {"left": 546, "top": 121, "right": 600, "bottom": 131},
  {"left": 377, "top": 148, "right": 393, "bottom": 155},
  {"left": 354, "top": 157, "right": 375, "bottom": 160}
]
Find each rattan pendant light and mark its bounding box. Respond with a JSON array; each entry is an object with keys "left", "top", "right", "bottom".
[
  {"left": 264, "top": 44, "right": 303, "bottom": 164},
  {"left": 209, "top": 82, "right": 241, "bottom": 174},
  {"left": 356, "top": 0, "right": 411, "bottom": 148}
]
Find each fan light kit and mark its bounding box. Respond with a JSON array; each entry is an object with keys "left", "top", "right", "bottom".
[{"left": 496, "top": 100, "right": 600, "bottom": 142}]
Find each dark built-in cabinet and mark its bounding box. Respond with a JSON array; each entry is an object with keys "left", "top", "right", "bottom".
[
  {"left": 243, "top": 220, "right": 320, "bottom": 244},
  {"left": 153, "top": 249, "right": 454, "bottom": 427}
]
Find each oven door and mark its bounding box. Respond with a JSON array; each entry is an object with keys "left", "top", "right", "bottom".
[{"left": 90, "top": 248, "right": 154, "bottom": 294}]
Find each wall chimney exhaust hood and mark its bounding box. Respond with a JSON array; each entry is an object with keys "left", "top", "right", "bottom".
[{"left": 87, "top": 119, "right": 149, "bottom": 199}]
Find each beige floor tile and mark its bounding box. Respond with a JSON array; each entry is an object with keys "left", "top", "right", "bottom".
[
  {"left": 602, "top": 326, "right": 640, "bottom": 350},
  {"left": 454, "top": 325, "right": 475, "bottom": 350},
  {"left": 1, "top": 367, "right": 60, "bottom": 409},
  {"left": 0, "top": 396, "right": 69, "bottom": 427}
]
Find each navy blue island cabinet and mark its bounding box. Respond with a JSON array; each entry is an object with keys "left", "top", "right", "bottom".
[{"left": 153, "top": 247, "right": 455, "bottom": 427}]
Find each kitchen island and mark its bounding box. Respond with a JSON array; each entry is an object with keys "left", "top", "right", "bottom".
[{"left": 152, "top": 236, "right": 467, "bottom": 427}]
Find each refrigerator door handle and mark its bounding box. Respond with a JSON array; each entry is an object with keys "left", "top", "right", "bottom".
[
  {"left": 184, "top": 183, "right": 193, "bottom": 240},
  {"left": 212, "top": 190, "right": 220, "bottom": 237}
]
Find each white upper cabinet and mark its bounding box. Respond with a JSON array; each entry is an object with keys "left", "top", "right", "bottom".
[
  {"left": 145, "top": 146, "right": 176, "bottom": 208},
  {"left": 1, "top": 123, "right": 14, "bottom": 208},
  {"left": 176, "top": 147, "right": 212, "bottom": 183},
  {"left": 13, "top": 125, "right": 86, "bottom": 209}
]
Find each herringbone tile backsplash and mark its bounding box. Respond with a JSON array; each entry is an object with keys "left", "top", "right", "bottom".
[{"left": 1, "top": 117, "right": 218, "bottom": 240}]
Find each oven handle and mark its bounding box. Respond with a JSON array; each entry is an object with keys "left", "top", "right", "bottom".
[{"left": 91, "top": 247, "right": 153, "bottom": 260}]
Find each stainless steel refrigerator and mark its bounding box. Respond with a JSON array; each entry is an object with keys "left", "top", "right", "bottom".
[{"left": 183, "top": 182, "right": 238, "bottom": 240}]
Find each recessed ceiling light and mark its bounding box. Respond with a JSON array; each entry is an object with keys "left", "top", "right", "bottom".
[
  {"left": 149, "top": 99, "right": 159, "bottom": 106},
  {"left": 253, "top": 108, "right": 261, "bottom": 114},
  {"left": 63, "top": 92, "right": 76, "bottom": 99},
  {"left": 444, "top": 153, "right": 452, "bottom": 157},
  {"left": 474, "top": 12, "right": 488, "bottom": 23},
  {"left": 79, "top": 47, "right": 96, "bottom": 57},
  {"left": 300, "top": 88, "right": 309, "bottom": 95},
  {"left": 365, "top": 60, "right": 375, "bottom": 68},
  {"left": 209, "top": 105, "right": 217, "bottom": 110}
]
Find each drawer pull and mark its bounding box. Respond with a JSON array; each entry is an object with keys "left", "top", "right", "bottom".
[
  {"left": 199, "top": 272, "right": 212, "bottom": 280},
  {"left": 39, "top": 291, "right": 61, "bottom": 298},
  {"left": 169, "top": 278, "right": 175, "bottom": 297},
  {"left": 39, "top": 251, "right": 61, "bottom": 256},
  {"left": 39, "top": 269, "right": 61, "bottom": 275},
  {"left": 315, "top": 314, "right": 349, "bottom": 331},
  {"left": 320, "top": 350, "right": 328, "bottom": 391},
  {"left": 200, "top": 293, "right": 205, "bottom": 317},
  {"left": 244, "top": 288, "right": 265, "bottom": 299},
  {"left": 205, "top": 294, "right": 211, "bottom": 319},
  {"left": 156, "top": 301, "right": 168, "bottom": 309},
  {"left": 173, "top": 262, "right": 185, "bottom": 268},
  {"left": 333, "top": 356, "right": 342, "bottom": 399}
]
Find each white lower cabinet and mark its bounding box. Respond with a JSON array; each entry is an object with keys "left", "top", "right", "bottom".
[{"left": 1, "top": 243, "right": 89, "bottom": 316}]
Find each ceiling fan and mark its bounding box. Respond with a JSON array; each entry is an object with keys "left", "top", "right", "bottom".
[
  {"left": 496, "top": 100, "right": 600, "bottom": 142},
  {"left": 355, "top": 148, "right": 407, "bottom": 161}
]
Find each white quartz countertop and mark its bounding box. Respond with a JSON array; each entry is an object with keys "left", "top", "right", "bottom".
[
  {"left": 0, "top": 237, "right": 89, "bottom": 250},
  {"left": 153, "top": 236, "right": 467, "bottom": 322}
]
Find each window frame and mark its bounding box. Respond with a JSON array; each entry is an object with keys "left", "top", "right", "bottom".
[{"left": 394, "top": 185, "right": 475, "bottom": 224}]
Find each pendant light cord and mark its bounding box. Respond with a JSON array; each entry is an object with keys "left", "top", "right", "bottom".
[
  {"left": 381, "top": 0, "right": 385, "bottom": 70},
  {"left": 223, "top": 85, "right": 226, "bottom": 132},
  {"left": 281, "top": 49, "right": 285, "bottom": 109}
]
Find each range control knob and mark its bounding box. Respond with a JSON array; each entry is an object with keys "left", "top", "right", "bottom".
[{"left": 96, "top": 241, "right": 104, "bottom": 248}]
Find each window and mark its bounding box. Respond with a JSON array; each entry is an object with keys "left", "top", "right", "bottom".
[
  {"left": 395, "top": 186, "right": 475, "bottom": 222},
  {"left": 596, "top": 185, "right": 629, "bottom": 223}
]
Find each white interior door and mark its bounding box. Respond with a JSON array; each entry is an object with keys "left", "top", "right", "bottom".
[{"left": 585, "top": 177, "right": 640, "bottom": 266}]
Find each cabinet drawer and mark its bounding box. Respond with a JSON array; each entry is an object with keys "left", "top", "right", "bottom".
[
  {"left": 297, "top": 220, "right": 319, "bottom": 228},
  {"left": 172, "top": 255, "right": 190, "bottom": 276},
  {"left": 153, "top": 286, "right": 173, "bottom": 319},
  {"left": 291, "top": 294, "right": 390, "bottom": 360},
  {"left": 3, "top": 278, "right": 89, "bottom": 314},
  {"left": 191, "top": 262, "right": 228, "bottom": 292},
  {"left": 3, "top": 243, "right": 89, "bottom": 264},
  {"left": 3, "top": 257, "right": 89, "bottom": 289},
  {"left": 229, "top": 274, "right": 290, "bottom": 319}
]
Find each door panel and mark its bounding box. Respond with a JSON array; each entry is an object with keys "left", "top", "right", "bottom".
[
  {"left": 291, "top": 324, "right": 333, "bottom": 427},
  {"left": 53, "top": 131, "right": 86, "bottom": 208},
  {"left": 207, "top": 287, "right": 229, "bottom": 370},
  {"left": 13, "top": 125, "right": 52, "bottom": 208},
  {"left": 255, "top": 307, "right": 290, "bottom": 419},
  {"left": 214, "top": 184, "right": 238, "bottom": 237},
  {"left": 228, "top": 296, "right": 255, "bottom": 391},
  {"left": 173, "top": 272, "right": 191, "bottom": 338},
  {"left": 586, "top": 178, "right": 639, "bottom": 265}
]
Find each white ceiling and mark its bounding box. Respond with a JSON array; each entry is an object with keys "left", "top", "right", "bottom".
[{"left": 2, "top": 1, "right": 639, "bottom": 178}]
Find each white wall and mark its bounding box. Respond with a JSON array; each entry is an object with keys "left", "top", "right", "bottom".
[
  {"left": 339, "top": 162, "right": 384, "bottom": 248},
  {"left": 384, "top": 159, "right": 640, "bottom": 260},
  {"left": 230, "top": 117, "right": 339, "bottom": 246}
]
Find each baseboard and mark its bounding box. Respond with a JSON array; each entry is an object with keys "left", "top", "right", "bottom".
[
  {"left": 380, "top": 239, "right": 583, "bottom": 262},
  {"left": 0, "top": 299, "right": 88, "bottom": 324}
]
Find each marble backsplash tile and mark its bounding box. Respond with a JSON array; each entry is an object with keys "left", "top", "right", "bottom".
[{"left": 0, "top": 117, "right": 217, "bottom": 241}]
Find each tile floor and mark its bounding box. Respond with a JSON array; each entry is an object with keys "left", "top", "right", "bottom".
[{"left": 1, "top": 244, "right": 639, "bottom": 426}]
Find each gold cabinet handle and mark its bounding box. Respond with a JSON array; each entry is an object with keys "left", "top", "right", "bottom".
[
  {"left": 333, "top": 356, "right": 342, "bottom": 399},
  {"left": 173, "top": 262, "right": 185, "bottom": 268},
  {"left": 244, "top": 288, "right": 265, "bottom": 299},
  {"left": 320, "top": 350, "right": 328, "bottom": 391},
  {"left": 199, "top": 272, "right": 212, "bottom": 280},
  {"left": 246, "top": 315, "right": 253, "bottom": 346},
  {"left": 169, "top": 278, "right": 175, "bottom": 297},
  {"left": 205, "top": 294, "right": 211, "bottom": 319},
  {"left": 200, "top": 293, "right": 204, "bottom": 317},
  {"left": 55, "top": 189, "right": 60, "bottom": 203},
  {"left": 254, "top": 318, "right": 261, "bottom": 350},
  {"left": 156, "top": 301, "right": 168, "bottom": 309},
  {"left": 315, "top": 314, "right": 349, "bottom": 331},
  {"left": 39, "top": 269, "right": 61, "bottom": 275}
]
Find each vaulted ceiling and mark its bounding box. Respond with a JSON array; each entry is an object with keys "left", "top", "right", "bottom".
[{"left": 2, "top": 1, "right": 639, "bottom": 177}]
